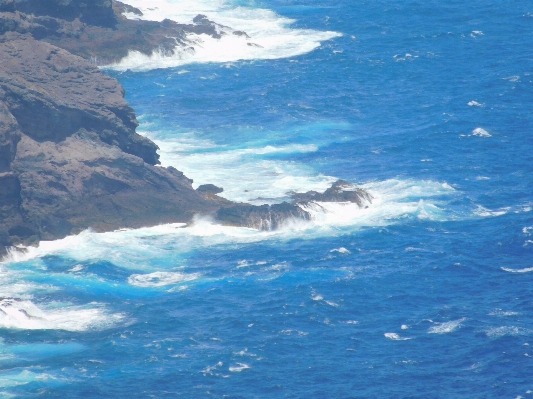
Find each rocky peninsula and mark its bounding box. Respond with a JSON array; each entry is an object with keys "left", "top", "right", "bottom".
[{"left": 0, "top": 0, "right": 372, "bottom": 257}]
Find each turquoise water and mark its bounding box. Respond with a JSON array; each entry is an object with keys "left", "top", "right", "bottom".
[{"left": 1, "top": 1, "right": 533, "bottom": 397}]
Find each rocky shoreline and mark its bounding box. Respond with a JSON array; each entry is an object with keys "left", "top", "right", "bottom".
[{"left": 0, "top": 0, "right": 373, "bottom": 258}]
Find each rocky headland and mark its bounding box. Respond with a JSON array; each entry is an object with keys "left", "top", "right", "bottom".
[{"left": 0, "top": 0, "right": 373, "bottom": 257}]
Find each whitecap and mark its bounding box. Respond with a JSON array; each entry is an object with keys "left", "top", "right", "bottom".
[
  {"left": 468, "top": 100, "right": 484, "bottom": 107},
  {"left": 0, "top": 298, "right": 125, "bottom": 332},
  {"left": 428, "top": 318, "right": 466, "bottom": 334},
  {"left": 229, "top": 362, "right": 250, "bottom": 372},
  {"left": 486, "top": 326, "right": 533, "bottom": 338},
  {"left": 501, "top": 266, "right": 533, "bottom": 273},
  {"left": 330, "top": 247, "right": 351, "bottom": 254},
  {"left": 384, "top": 332, "right": 411, "bottom": 341},
  {"left": 502, "top": 75, "right": 520, "bottom": 82},
  {"left": 474, "top": 205, "right": 508, "bottom": 217},
  {"left": 69, "top": 264, "right": 84, "bottom": 273},
  {"left": 201, "top": 361, "right": 223, "bottom": 375},
  {"left": 127, "top": 271, "right": 200, "bottom": 287},
  {"left": 472, "top": 127, "right": 491, "bottom": 137},
  {"left": 489, "top": 309, "right": 519, "bottom": 316}
]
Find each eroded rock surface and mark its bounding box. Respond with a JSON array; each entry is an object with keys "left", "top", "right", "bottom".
[
  {"left": 216, "top": 202, "right": 311, "bottom": 231},
  {"left": 0, "top": 1, "right": 374, "bottom": 256},
  {"left": 0, "top": 34, "right": 218, "bottom": 255},
  {"left": 0, "top": 0, "right": 249, "bottom": 66},
  {"left": 291, "top": 180, "right": 373, "bottom": 208},
  {"left": 215, "top": 181, "right": 373, "bottom": 231}
]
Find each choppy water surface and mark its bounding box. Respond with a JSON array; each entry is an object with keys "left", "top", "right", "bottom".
[{"left": 2, "top": 0, "right": 533, "bottom": 397}]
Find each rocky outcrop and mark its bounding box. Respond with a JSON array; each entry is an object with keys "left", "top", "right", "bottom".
[
  {"left": 0, "top": 34, "right": 218, "bottom": 255},
  {"left": 0, "top": 1, "right": 249, "bottom": 66},
  {"left": 0, "top": 33, "right": 158, "bottom": 164},
  {"left": 1, "top": 0, "right": 117, "bottom": 27},
  {"left": 216, "top": 202, "right": 311, "bottom": 231},
  {"left": 291, "top": 180, "right": 373, "bottom": 208},
  {"left": 215, "top": 181, "right": 373, "bottom": 231},
  {"left": 0, "top": 1, "right": 374, "bottom": 256}
]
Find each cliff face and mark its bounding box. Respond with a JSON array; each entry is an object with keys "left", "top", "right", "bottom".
[
  {"left": 0, "top": 0, "right": 117, "bottom": 27},
  {"left": 0, "top": 1, "right": 375, "bottom": 256},
  {"left": 0, "top": 33, "right": 217, "bottom": 254}
]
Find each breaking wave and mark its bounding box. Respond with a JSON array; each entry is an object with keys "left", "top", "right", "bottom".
[
  {"left": 0, "top": 298, "right": 125, "bottom": 332},
  {"left": 108, "top": 0, "right": 340, "bottom": 70}
]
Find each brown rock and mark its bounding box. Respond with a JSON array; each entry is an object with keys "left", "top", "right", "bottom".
[{"left": 0, "top": 35, "right": 219, "bottom": 255}]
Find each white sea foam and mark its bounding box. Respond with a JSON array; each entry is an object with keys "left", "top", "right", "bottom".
[
  {"left": 0, "top": 298, "right": 124, "bottom": 331},
  {"left": 384, "top": 332, "right": 411, "bottom": 341},
  {"left": 128, "top": 271, "right": 200, "bottom": 287},
  {"left": 228, "top": 362, "right": 250, "bottom": 372},
  {"left": 474, "top": 205, "right": 508, "bottom": 217},
  {"left": 501, "top": 266, "right": 533, "bottom": 273},
  {"left": 330, "top": 247, "right": 351, "bottom": 254},
  {"left": 1, "top": 177, "right": 461, "bottom": 269},
  {"left": 468, "top": 100, "right": 484, "bottom": 107},
  {"left": 428, "top": 318, "right": 466, "bottom": 334},
  {"left": 489, "top": 309, "right": 519, "bottom": 316},
  {"left": 472, "top": 127, "right": 491, "bottom": 137},
  {"left": 150, "top": 135, "right": 335, "bottom": 204},
  {"left": 0, "top": 369, "right": 69, "bottom": 389},
  {"left": 486, "top": 326, "right": 533, "bottom": 339},
  {"left": 108, "top": 0, "right": 340, "bottom": 70}
]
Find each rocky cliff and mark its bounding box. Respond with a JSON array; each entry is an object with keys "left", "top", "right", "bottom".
[
  {"left": 0, "top": 0, "right": 239, "bottom": 66},
  {"left": 0, "top": 0, "right": 374, "bottom": 257},
  {"left": 0, "top": 33, "right": 218, "bottom": 255}
]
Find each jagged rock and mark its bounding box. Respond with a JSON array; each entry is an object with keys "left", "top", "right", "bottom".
[
  {"left": 233, "top": 30, "right": 249, "bottom": 38},
  {"left": 0, "top": 34, "right": 219, "bottom": 255},
  {"left": 113, "top": 1, "right": 142, "bottom": 17},
  {"left": 214, "top": 181, "right": 373, "bottom": 231},
  {"left": 2, "top": 0, "right": 117, "bottom": 27},
  {"left": 197, "top": 184, "right": 224, "bottom": 195},
  {"left": 216, "top": 202, "right": 311, "bottom": 231},
  {"left": 0, "top": 2, "right": 243, "bottom": 66},
  {"left": 291, "top": 180, "right": 373, "bottom": 208},
  {"left": 0, "top": 33, "right": 158, "bottom": 164}
]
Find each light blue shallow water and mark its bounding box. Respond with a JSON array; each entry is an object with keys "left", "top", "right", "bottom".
[{"left": 1, "top": 1, "right": 533, "bottom": 397}]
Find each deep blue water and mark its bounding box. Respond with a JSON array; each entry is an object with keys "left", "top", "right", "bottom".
[{"left": 1, "top": 1, "right": 533, "bottom": 397}]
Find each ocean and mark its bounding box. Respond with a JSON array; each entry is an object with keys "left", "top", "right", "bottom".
[{"left": 1, "top": 0, "right": 533, "bottom": 397}]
